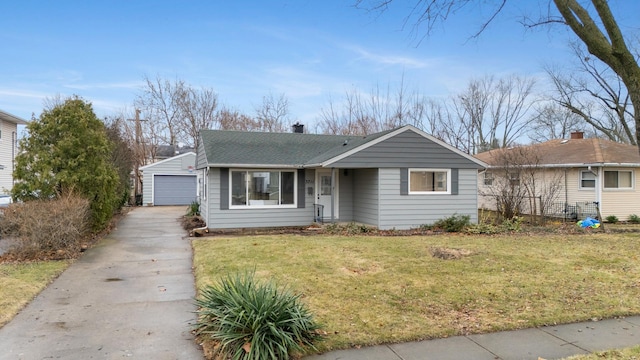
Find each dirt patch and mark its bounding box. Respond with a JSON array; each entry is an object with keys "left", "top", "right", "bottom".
[
  {"left": 430, "top": 247, "right": 473, "bottom": 260},
  {"left": 182, "top": 215, "right": 206, "bottom": 231}
]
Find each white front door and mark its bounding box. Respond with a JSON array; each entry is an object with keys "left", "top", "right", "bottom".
[{"left": 316, "top": 169, "right": 338, "bottom": 221}]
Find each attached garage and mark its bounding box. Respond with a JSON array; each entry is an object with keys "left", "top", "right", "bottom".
[{"left": 140, "top": 152, "right": 198, "bottom": 206}]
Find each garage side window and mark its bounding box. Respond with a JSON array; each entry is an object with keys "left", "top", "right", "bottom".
[
  {"left": 230, "top": 170, "right": 296, "bottom": 207},
  {"left": 409, "top": 168, "right": 451, "bottom": 194}
]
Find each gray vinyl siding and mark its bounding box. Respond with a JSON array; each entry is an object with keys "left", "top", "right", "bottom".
[
  {"left": 195, "top": 137, "right": 207, "bottom": 170},
  {"left": 377, "top": 168, "right": 478, "bottom": 230},
  {"left": 352, "top": 169, "right": 379, "bottom": 227},
  {"left": 338, "top": 170, "right": 354, "bottom": 222},
  {"left": 199, "top": 169, "right": 208, "bottom": 223},
  {"left": 331, "top": 131, "right": 483, "bottom": 169},
  {"left": 141, "top": 153, "right": 196, "bottom": 206},
  {"left": 206, "top": 168, "right": 315, "bottom": 229}
]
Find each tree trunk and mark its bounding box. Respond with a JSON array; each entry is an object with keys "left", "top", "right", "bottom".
[{"left": 553, "top": 0, "right": 640, "bottom": 154}]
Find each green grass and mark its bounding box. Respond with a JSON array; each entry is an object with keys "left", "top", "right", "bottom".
[
  {"left": 192, "top": 233, "right": 640, "bottom": 353},
  {"left": 563, "top": 346, "right": 640, "bottom": 359},
  {"left": 0, "top": 261, "right": 70, "bottom": 327}
]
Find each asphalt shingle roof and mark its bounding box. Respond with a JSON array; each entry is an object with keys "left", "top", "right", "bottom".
[
  {"left": 199, "top": 128, "right": 396, "bottom": 167},
  {"left": 475, "top": 138, "right": 640, "bottom": 166}
]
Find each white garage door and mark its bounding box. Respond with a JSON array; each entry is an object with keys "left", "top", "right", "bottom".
[{"left": 153, "top": 175, "right": 197, "bottom": 206}]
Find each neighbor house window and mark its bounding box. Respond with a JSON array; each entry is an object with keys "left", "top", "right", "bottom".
[
  {"left": 580, "top": 170, "right": 596, "bottom": 189},
  {"left": 604, "top": 170, "right": 633, "bottom": 189},
  {"left": 409, "top": 169, "right": 450, "bottom": 194},
  {"left": 483, "top": 171, "right": 494, "bottom": 186},
  {"left": 508, "top": 172, "right": 520, "bottom": 186},
  {"left": 230, "top": 170, "right": 296, "bottom": 207}
]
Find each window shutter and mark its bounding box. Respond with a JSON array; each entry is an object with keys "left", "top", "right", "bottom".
[
  {"left": 220, "top": 168, "right": 229, "bottom": 210},
  {"left": 400, "top": 168, "right": 408, "bottom": 195},
  {"left": 451, "top": 168, "right": 459, "bottom": 195},
  {"left": 297, "top": 169, "right": 305, "bottom": 208}
]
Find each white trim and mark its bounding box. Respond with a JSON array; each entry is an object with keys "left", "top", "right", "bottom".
[
  {"left": 408, "top": 168, "right": 452, "bottom": 195},
  {"left": 322, "top": 125, "right": 488, "bottom": 168},
  {"left": 140, "top": 151, "right": 196, "bottom": 170},
  {"left": 0, "top": 109, "right": 28, "bottom": 125},
  {"left": 579, "top": 170, "right": 596, "bottom": 191},
  {"left": 228, "top": 169, "right": 298, "bottom": 209},
  {"left": 485, "top": 162, "right": 640, "bottom": 169},
  {"left": 316, "top": 168, "right": 339, "bottom": 219},
  {"left": 201, "top": 163, "right": 301, "bottom": 170}
]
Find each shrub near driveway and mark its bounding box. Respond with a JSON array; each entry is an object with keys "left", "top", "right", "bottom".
[{"left": 192, "top": 233, "right": 640, "bottom": 353}]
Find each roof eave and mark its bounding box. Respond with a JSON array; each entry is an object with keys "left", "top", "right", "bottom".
[
  {"left": 0, "top": 110, "right": 28, "bottom": 125},
  {"left": 140, "top": 152, "right": 196, "bottom": 170},
  {"left": 485, "top": 162, "right": 640, "bottom": 169},
  {"left": 205, "top": 163, "right": 303, "bottom": 169}
]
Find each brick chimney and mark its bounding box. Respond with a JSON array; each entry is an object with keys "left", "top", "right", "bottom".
[{"left": 570, "top": 131, "right": 584, "bottom": 139}]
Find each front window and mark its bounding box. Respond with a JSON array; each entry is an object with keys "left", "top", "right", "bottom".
[
  {"left": 580, "top": 170, "right": 596, "bottom": 189},
  {"left": 231, "top": 170, "right": 296, "bottom": 207},
  {"left": 409, "top": 169, "right": 450, "bottom": 194},
  {"left": 604, "top": 170, "right": 633, "bottom": 189}
]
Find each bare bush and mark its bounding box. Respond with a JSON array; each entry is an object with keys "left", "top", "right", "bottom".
[{"left": 0, "top": 193, "right": 90, "bottom": 259}]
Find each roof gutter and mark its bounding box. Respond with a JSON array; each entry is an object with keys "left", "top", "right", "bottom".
[
  {"left": 204, "top": 163, "right": 304, "bottom": 169},
  {"left": 0, "top": 110, "right": 28, "bottom": 125},
  {"left": 484, "top": 163, "right": 640, "bottom": 169}
]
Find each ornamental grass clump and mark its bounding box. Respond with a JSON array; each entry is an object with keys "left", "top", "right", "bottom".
[{"left": 194, "top": 272, "right": 322, "bottom": 360}]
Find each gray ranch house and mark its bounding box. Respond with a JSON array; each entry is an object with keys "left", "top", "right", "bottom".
[{"left": 195, "top": 125, "right": 486, "bottom": 230}]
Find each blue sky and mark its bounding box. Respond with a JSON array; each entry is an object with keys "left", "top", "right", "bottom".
[{"left": 2, "top": 1, "right": 638, "bottom": 131}]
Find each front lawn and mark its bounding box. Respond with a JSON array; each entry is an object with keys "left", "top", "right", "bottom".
[
  {"left": 0, "top": 261, "right": 70, "bottom": 327},
  {"left": 192, "top": 233, "right": 640, "bottom": 354},
  {"left": 563, "top": 345, "right": 640, "bottom": 359}
]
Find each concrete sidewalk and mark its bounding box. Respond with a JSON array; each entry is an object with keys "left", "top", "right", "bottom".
[
  {"left": 0, "top": 206, "right": 203, "bottom": 360},
  {"left": 305, "top": 316, "right": 640, "bottom": 360}
]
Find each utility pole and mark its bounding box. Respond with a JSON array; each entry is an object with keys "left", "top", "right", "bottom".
[{"left": 129, "top": 109, "right": 146, "bottom": 205}]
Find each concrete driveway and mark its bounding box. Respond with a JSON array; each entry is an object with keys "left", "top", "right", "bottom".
[{"left": 0, "top": 206, "right": 203, "bottom": 360}]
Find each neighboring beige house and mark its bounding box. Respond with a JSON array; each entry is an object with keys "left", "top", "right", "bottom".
[
  {"left": 475, "top": 132, "right": 640, "bottom": 221},
  {"left": 0, "top": 110, "right": 28, "bottom": 195}
]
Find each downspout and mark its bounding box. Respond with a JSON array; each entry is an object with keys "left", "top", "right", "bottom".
[
  {"left": 190, "top": 167, "right": 209, "bottom": 237},
  {"left": 12, "top": 131, "right": 16, "bottom": 185},
  {"left": 331, "top": 168, "right": 335, "bottom": 223},
  {"left": 564, "top": 169, "right": 568, "bottom": 205},
  {"left": 595, "top": 166, "right": 603, "bottom": 215}
]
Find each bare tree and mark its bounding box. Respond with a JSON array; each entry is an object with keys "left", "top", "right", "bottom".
[
  {"left": 177, "top": 86, "right": 219, "bottom": 149},
  {"left": 135, "top": 76, "right": 184, "bottom": 147},
  {"left": 481, "top": 146, "right": 563, "bottom": 224},
  {"left": 546, "top": 44, "right": 637, "bottom": 144},
  {"left": 254, "top": 93, "right": 289, "bottom": 132},
  {"left": 425, "top": 98, "right": 472, "bottom": 152},
  {"left": 136, "top": 76, "right": 221, "bottom": 148},
  {"left": 318, "top": 90, "right": 379, "bottom": 135},
  {"left": 317, "top": 79, "right": 431, "bottom": 135},
  {"left": 528, "top": 102, "right": 587, "bottom": 142},
  {"left": 216, "top": 107, "right": 260, "bottom": 131},
  {"left": 355, "top": 0, "right": 640, "bottom": 153},
  {"left": 449, "top": 75, "right": 537, "bottom": 153}
]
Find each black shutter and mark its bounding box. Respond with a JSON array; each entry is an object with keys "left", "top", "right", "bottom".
[
  {"left": 220, "top": 168, "right": 229, "bottom": 210},
  {"left": 451, "top": 168, "right": 459, "bottom": 195},
  {"left": 400, "top": 168, "right": 408, "bottom": 195},
  {"left": 297, "top": 169, "right": 305, "bottom": 208}
]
